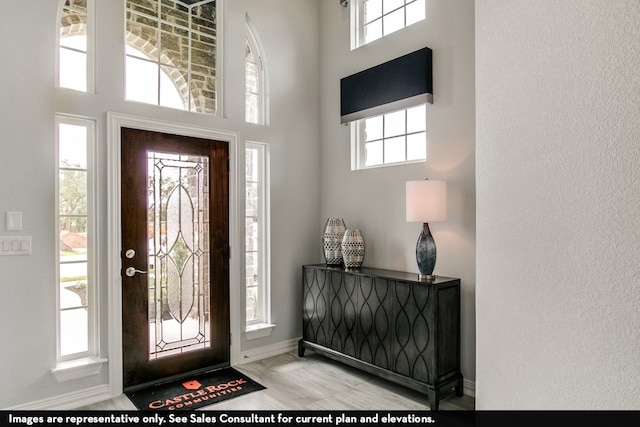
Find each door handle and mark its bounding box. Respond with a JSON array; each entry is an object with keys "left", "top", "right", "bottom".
[{"left": 125, "top": 267, "right": 148, "bottom": 277}]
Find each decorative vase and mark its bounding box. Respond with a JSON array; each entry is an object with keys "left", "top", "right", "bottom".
[
  {"left": 322, "top": 218, "right": 346, "bottom": 265},
  {"left": 341, "top": 229, "right": 365, "bottom": 269}
]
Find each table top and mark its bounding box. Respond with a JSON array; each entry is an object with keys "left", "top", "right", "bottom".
[{"left": 304, "top": 264, "right": 459, "bottom": 286}]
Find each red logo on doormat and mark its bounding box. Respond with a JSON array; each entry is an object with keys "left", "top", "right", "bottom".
[{"left": 182, "top": 380, "right": 202, "bottom": 390}]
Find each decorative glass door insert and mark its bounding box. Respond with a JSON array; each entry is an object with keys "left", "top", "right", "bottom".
[{"left": 147, "top": 151, "right": 210, "bottom": 360}]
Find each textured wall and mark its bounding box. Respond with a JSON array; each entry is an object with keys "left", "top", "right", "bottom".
[{"left": 476, "top": 0, "right": 640, "bottom": 409}]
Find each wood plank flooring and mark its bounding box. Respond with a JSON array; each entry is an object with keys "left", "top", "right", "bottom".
[{"left": 80, "top": 351, "right": 474, "bottom": 411}]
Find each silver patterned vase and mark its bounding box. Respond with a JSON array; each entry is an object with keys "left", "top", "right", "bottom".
[
  {"left": 322, "top": 218, "right": 346, "bottom": 265},
  {"left": 341, "top": 229, "right": 365, "bottom": 269}
]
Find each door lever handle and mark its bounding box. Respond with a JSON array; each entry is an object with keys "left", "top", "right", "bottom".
[{"left": 125, "top": 267, "right": 148, "bottom": 277}]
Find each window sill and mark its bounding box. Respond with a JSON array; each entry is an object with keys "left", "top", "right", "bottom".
[
  {"left": 245, "top": 323, "right": 276, "bottom": 340},
  {"left": 51, "top": 356, "right": 108, "bottom": 383}
]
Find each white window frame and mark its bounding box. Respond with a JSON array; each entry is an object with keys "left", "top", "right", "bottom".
[
  {"left": 56, "top": 0, "right": 95, "bottom": 93},
  {"left": 351, "top": 0, "right": 426, "bottom": 50},
  {"left": 245, "top": 16, "right": 268, "bottom": 125},
  {"left": 244, "top": 142, "right": 274, "bottom": 339},
  {"left": 52, "top": 115, "right": 106, "bottom": 382},
  {"left": 351, "top": 104, "right": 427, "bottom": 170}
]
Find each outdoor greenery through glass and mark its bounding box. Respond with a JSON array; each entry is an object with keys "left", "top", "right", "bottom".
[
  {"left": 58, "top": 121, "right": 90, "bottom": 357},
  {"left": 245, "top": 147, "right": 260, "bottom": 323}
]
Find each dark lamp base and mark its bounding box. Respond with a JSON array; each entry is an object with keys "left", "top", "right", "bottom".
[{"left": 416, "top": 222, "right": 437, "bottom": 278}]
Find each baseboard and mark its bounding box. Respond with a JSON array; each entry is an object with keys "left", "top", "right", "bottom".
[
  {"left": 5, "top": 384, "right": 111, "bottom": 410},
  {"left": 237, "top": 337, "right": 300, "bottom": 364},
  {"left": 463, "top": 378, "right": 475, "bottom": 398}
]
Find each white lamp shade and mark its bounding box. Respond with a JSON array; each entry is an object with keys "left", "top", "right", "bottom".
[{"left": 406, "top": 180, "right": 447, "bottom": 222}]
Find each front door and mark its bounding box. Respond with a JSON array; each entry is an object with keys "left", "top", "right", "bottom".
[{"left": 120, "top": 127, "right": 230, "bottom": 391}]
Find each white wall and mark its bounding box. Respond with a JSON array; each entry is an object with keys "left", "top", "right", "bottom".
[
  {"left": 318, "top": 0, "right": 476, "bottom": 385},
  {"left": 476, "top": 0, "right": 640, "bottom": 409},
  {"left": 0, "top": 0, "right": 321, "bottom": 408},
  {"left": 237, "top": 0, "right": 321, "bottom": 352}
]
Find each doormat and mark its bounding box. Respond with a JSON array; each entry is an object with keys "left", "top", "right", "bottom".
[{"left": 125, "top": 367, "right": 266, "bottom": 411}]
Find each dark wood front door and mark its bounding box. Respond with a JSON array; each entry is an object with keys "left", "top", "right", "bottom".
[{"left": 121, "top": 127, "right": 230, "bottom": 391}]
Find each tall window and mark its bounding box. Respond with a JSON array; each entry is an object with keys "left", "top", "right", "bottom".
[
  {"left": 353, "top": 104, "right": 426, "bottom": 169},
  {"left": 353, "top": 0, "right": 425, "bottom": 48},
  {"left": 56, "top": 116, "right": 96, "bottom": 360},
  {"left": 125, "top": 0, "right": 219, "bottom": 114},
  {"left": 245, "top": 17, "right": 267, "bottom": 124},
  {"left": 245, "top": 143, "right": 270, "bottom": 329},
  {"left": 58, "top": 0, "right": 94, "bottom": 92}
]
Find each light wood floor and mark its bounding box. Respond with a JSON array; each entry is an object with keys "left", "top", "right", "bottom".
[{"left": 80, "top": 351, "right": 474, "bottom": 411}]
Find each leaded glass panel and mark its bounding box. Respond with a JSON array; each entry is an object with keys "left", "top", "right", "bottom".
[{"left": 147, "top": 151, "right": 211, "bottom": 360}]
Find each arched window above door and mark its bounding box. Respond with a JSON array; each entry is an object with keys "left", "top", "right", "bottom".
[{"left": 125, "top": 0, "right": 220, "bottom": 114}]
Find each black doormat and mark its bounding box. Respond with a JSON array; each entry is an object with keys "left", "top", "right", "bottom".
[{"left": 125, "top": 367, "right": 266, "bottom": 411}]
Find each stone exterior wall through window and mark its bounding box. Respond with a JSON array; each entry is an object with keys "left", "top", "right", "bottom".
[
  {"left": 126, "top": 0, "right": 217, "bottom": 113},
  {"left": 60, "top": 0, "right": 87, "bottom": 38}
]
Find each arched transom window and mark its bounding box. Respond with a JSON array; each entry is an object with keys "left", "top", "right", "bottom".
[
  {"left": 125, "top": 0, "right": 219, "bottom": 114},
  {"left": 245, "top": 15, "right": 267, "bottom": 125},
  {"left": 58, "top": 0, "right": 93, "bottom": 92}
]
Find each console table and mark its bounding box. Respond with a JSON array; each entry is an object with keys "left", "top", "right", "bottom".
[{"left": 298, "top": 264, "right": 463, "bottom": 410}]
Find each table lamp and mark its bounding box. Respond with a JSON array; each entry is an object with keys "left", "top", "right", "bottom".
[{"left": 406, "top": 179, "right": 447, "bottom": 281}]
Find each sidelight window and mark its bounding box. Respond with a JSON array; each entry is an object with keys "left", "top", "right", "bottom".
[
  {"left": 245, "top": 143, "right": 271, "bottom": 332},
  {"left": 56, "top": 116, "right": 96, "bottom": 361}
]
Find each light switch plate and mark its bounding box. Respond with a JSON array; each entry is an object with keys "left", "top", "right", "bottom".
[
  {"left": 0, "top": 236, "right": 31, "bottom": 255},
  {"left": 6, "top": 211, "right": 22, "bottom": 231}
]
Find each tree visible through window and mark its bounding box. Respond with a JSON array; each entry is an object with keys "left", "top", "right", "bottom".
[
  {"left": 245, "top": 143, "right": 270, "bottom": 327},
  {"left": 57, "top": 116, "right": 95, "bottom": 359}
]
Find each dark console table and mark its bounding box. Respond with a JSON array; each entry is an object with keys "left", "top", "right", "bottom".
[{"left": 299, "top": 264, "right": 463, "bottom": 410}]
